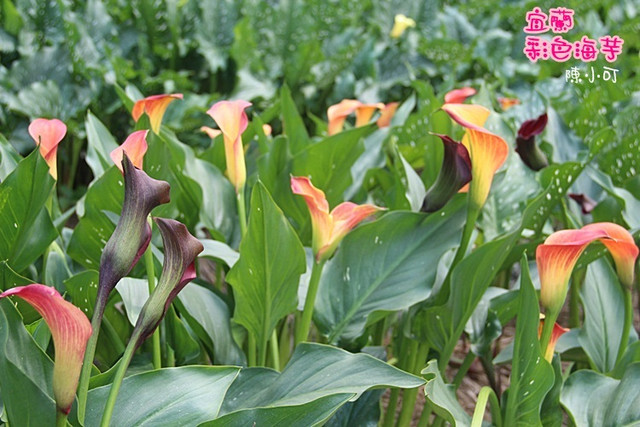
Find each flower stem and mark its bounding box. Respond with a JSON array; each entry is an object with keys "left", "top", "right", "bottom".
[
  {"left": 295, "top": 259, "right": 326, "bottom": 345},
  {"left": 396, "top": 342, "right": 430, "bottom": 427},
  {"left": 143, "top": 240, "right": 161, "bottom": 370},
  {"left": 56, "top": 410, "right": 68, "bottom": 427},
  {"left": 539, "top": 307, "right": 560, "bottom": 361},
  {"left": 451, "top": 205, "right": 479, "bottom": 268},
  {"left": 270, "top": 329, "right": 281, "bottom": 371},
  {"left": 471, "top": 386, "right": 502, "bottom": 427},
  {"left": 452, "top": 350, "right": 476, "bottom": 390},
  {"left": 237, "top": 186, "right": 248, "bottom": 237},
  {"left": 617, "top": 288, "right": 633, "bottom": 364},
  {"left": 100, "top": 330, "right": 141, "bottom": 427}
]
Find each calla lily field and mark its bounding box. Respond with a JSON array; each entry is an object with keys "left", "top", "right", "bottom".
[{"left": 0, "top": 0, "right": 639, "bottom": 426}]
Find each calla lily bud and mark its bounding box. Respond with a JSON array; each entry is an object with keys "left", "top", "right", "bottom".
[
  {"left": 444, "top": 87, "right": 476, "bottom": 104},
  {"left": 132, "top": 93, "right": 183, "bottom": 134},
  {"left": 28, "top": 118, "right": 67, "bottom": 180},
  {"left": 132, "top": 218, "right": 203, "bottom": 346},
  {"left": 422, "top": 134, "right": 472, "bottom": 212},
  {"left": 390, "top": 14, "right": 416, "bottom": 38},
  {"left": 206, "top": 100, "right": 252, "bottom": 192},
  {"left": 515, "top": 113, "right": 548, "bottom": 171},
  {"left": 569, "top": 193, "right": 596, "bottom": 214},
  {"left": 291, "top": 176, "right": 384, "bottom": 261},
  {"left": 538, "top": 319, "right": 569, "bottom": 362},
  {"left": 0, "top": 284, "right": 91, "bottom": 414},
  {"left": 98, "top": 155, "right": 170, "bottom": 308}
]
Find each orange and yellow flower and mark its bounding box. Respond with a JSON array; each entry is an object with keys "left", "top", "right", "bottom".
[
  {"left": 206, "top": 100, "right": 252, "bottom": 192},
  {"left": 110, "top": 130, "right": 149, "bottom": 173},
  {"left": 498, "top": 97, "right": 520, "bottom": 110},
  {"left": 376, "top": 102, "right": 400, "bottom": 128},
  {"left": 28, "top": 118, "right": 67, "bottom": 180},
  {"left": 132, "top": 93, "right": 183, "bottom": 134},
  {"left": 538, "top": 318, "right": 569, "bottom": 362},
  {"left": 441, "top": 103, "right": 508, "bottom": 210},
  {"left": 291, "top": 176, "right": 383, "bottom": 261},
  {"left": 0, "top": 284, "right": 91, "bottom": 414},
  {"left": 536, "top": 222, "right": 638, "bottom": 315},
  {"left": 327, "top": 100, "right": 385, "bottom": 135},
  {"left": 444, "top": 87, "right": 476, "bottom": 104}
]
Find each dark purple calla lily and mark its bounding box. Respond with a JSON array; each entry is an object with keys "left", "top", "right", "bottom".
[{"left": 515, "top": 113, "right": 549, "bottom": 171}]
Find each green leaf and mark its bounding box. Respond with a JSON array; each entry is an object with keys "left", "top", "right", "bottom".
[
  {"left": 86, "top": 366, "right": 240, "bottom": 426},
  {"left": 0, "top": 133, "right": 20, "bottom": 181},
  {"left": 85, "top": 111, "right": 119, "bottom": 181},
  {"left": 227, "top": 182, "right": 306, "bottom": 356},
  {"left": 561, "top": 363, "right": 640, "bottom": 426},
  {"left": 315, "top": 196, "right": 466, "bottom": 343},
  {"left": 199, "top": 239, "right": 239, "bottom": 267},
  {"left": 578, "top": 258, "right": 633, "bottom": 373},
  {"left": 115, "top": 278, "right": 149, "bottom": 327},
  {"left": 0, "top": 261, "right": 39, "bottom": 323},
  {"left": 324, "top": 389, "right": 384, "bottom": 427},
  {"left": 503, "top": 255, "right": 554, "bottom": 426},
  {"left": 0, "top": 149, "right": 57, "bottom": 272},
  {"left": 165, "top": 305, "right": 201, "bottom": 366},
  {"left": 281, "top": 84, "right": 310, "bottom": 154},
  {"left": 422, "top": 360, "right": 471, "bottom": 426},
  {"left": 211, "top": 343, "right": 424, "bottom": 423},
  {"left": 395, "top": 146, "right": 426, "bottom": 212},
  {"left": 0, "top": 299, "right": 55, "bottom": 426},
  {"left": 176, "top": 283, "right": 245, "bottom": 366}
]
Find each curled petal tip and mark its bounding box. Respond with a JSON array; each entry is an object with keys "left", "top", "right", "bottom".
[
  {"left": 444, "top": 87, "right": 476, "bottom": 104},
  {"left": 498, "top": 97, "right": 520, "bottom": 110},
  {"left": 518, "top": 113, "right": 548, "bottom": 140},
  {"left": 110, "top": 130, "right": 149, "bottom": 173}
]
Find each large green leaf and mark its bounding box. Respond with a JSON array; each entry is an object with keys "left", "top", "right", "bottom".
[
  {"left": 0, "top": 299, "right": 55, "bottom": 426},
  {"left": 281, "top": 84, "right": 310, "bottom": 154},
  {"left": 422, "top": 360, "right": 471, "bottom": 426},
  {"left": 0, "top": 149, "right": 57, "bottom": 272},
  {"left": 210, "top": 343, "right": 424, "bottom": 424},
  {"left": 578, "top": 258, "right": 632, "bottom": 373},
  {"left": 227, "top": 182, "right": 306, "bottom": 355},
  {"left": 85, "top": 111, "right": 119, "bottom": 181},
  {"left": 315, "top": 196, "right": 466, "bottom": 343},
  {"left": 176, "top": 283, "right": 245, "bottom": 366},
  {"left": 85, "top": 366, "right": 240, "bottom": 427},
  {"left": 0, "top": 134, "right": 21, "bottom": 181},
  {"left": 199, "top": 239, "right": 239, "bottom": 267},
  {"left": 503, "top": 255, "right": 554, "bottom": 426},
  {"left": 561, "top": 363, "right": 640, "bottom": 426}
]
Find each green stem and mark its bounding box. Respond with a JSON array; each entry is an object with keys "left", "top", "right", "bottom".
[
  {"left": 144, "top": 241, "right": 161, "bottom": 370},
  {"left": 247, "top": 334, "right": 256, "bottom": 367},
  {"left": 453, "top": 350, "right": 476, "bottom": 390},
  {"left": 279, "top": 318, "right": 291, "bottom": 368},
  {"left": 56, "top": 410, "right": 68, "bottom": 427},
  {"left": 540, "top": 307, "right": 560, "bottom": 360},
  {"left": 471, "top": 386, "right": 502, "bottom": 427},
  {"left": 100, "top": 331, "right": 141, "bottom": 427},
  {"left": 295, "top": 259, "right": 327, "bottom": 345},
  {"left": 416, "top": 400, "right": 432, "bottom": 427},
  {"left": 450, "top": 205, "right": 479, "bottom": 269},
  {"left": 270, "top": 329, "right": 281, "bottom": 371},
  {"left": 382, "top": 335, "right": 407, "bottom": 427},
  {"left": 237, "top": 186, "right": 248, "bottom": 237},
  {"left": 617, "top": 288, "right": 633, "bottom": 364},
  {"left": 396, "top": 343, "right": 430, "bottom": 427},
  {"left": 480, "top": 354, "right": 499, "bottom": 396}
]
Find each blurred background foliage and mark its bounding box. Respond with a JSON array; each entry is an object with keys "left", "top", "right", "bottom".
[{"left": 0, "top": 0, "right": 638, "bottom": 206}]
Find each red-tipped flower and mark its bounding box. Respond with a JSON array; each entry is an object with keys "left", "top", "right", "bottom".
[
  {"left": 132, "top": 93, "right": 183, "bottom": 134},
  {"left": 206, "top": 100, "right": 252, "bottom": 192},
  {"left": 498, "top": 97, "right": 520, "bottom": 111},
  {"left": 291, "top": 176, "right": 383, "bottom": 261},
  {"left": 538, "top": 319, "right": 569, "bottom": 362},
  {"left": 515, "top": 113, "right": 548, "bottom": 171},
  {"left": 0, "top": 284, "right": 91, "bottom": 414},
  {"left": 536, "top": 222, "right": 639, "bottom": 315},
  {"left": 110, "top": 130, "right": 149, "bottom": 173},
  {"left": 444, "top": 87, "right": 476, "bottom": 104},
  {"left": 28, "top": 118, "right": 67, "bottom": 180}
]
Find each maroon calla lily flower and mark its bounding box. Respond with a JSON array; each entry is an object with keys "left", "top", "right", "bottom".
[
  {"left": 0, "top": 284, "right": 91, "bottom": 414},
  {"left": 422, "top": 134, "right": 472, "bottom": 212},
  {"left": 569, "top": 193, "right": 597, "bottom": 214},
  {"left": 131, "top": 218, "right": 203, "bottom": 346},
  {"left": 515, "top": 113, "right": 549, "bottom": 171}
]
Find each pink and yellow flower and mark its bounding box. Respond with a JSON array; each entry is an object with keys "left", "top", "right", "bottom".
[
  {"left": 498, "top": 97, "right": 520, "bottom": 110},
  {"left": 376, "top": 102, "right": 400, "bottom": 128},
  {"left": 110, "top": 130, "right": 149, "bottom": 173},
  {"left": 327, "top": 100, "right": 386, "bottom": 135},
  {"left": 441, "top": 103, "right": 508, "bottom": 210},
  {"left": 0, "top": 284, "right": 91, "bottom": 414},
  {"left": 206, "top": 100, "right": 252, "bottom": 192},
  {"left": 291, "top": 176, "right": 383, "bottom": 261},
  {"left": 536, "top": 222, "right": 638, "bottom": 314},
  {"left": 444, "top": 87, "right": 476, "bottom": 104},
  {"left": 132, "top": 93, "right": 183, "bottom": 134},
  {"left": 538, "top": 319, "right": 569, "bottom": 362},
  {"left": 28, "top": 118, "right": 67, "bottom": 180},
  {"left": 200, "top": 126, "right": 222, "bottom": 140}
]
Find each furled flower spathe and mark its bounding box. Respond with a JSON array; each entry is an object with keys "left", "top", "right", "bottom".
[
  {"left": 515, "top": 113, "right": 548, "bottom": 171},
  {"left": 0, "top": 284, "right": 91, "bottom": 414},
  {"left": 538, "top": 318, "right": 569, "bottom": 362},
  {"left": 206, "top": 100, "right": 252, "bottom": 192},
  {"left": 28, "top": 118, "right": 67, "bottom": 180},
  {"left": 291, "top": 176, "right": 384, "bottom": 261},
  {"left": 132, "top": 93, "right": 183, "bottom": 134},
  {"left": 110, "top": 130, "right": 149, "bottom": 173},
  {"left": 327, "top": 99, "right": 362, "bottom": 136},
  {"left": 390, "top": 14, "right": 416, "bottom": 38}
]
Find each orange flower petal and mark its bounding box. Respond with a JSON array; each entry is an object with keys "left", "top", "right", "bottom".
[
  {"left": 28, "top": 118, "right": 67, "bottom": 180},
  {"left": 291, "top": 176, "right": 332, "bottom": 257},
  {"left": 354, "top": 103, "right": 385, "bottom": 127},
  {"left": 462, "top": 128, "right": 508, "bottom": 209},
  {"left": 377, "top": 102, "right": 400, "bottom": 128},
  {"left": 498, "top": 97, "right": 520, "bottom": 111},
  {"left": 0, "top": 284, "right": 91, "bottom": 413},
  {"left": 132, "top": 93, "right": 183, "bottom": 134},
  {"left": 200, "top": 126, "right": 222, "bottom": 140},
  {"left": 581, "top": 223, "right": 639, "bottom": 288},
  {"left": 110, "top": 130, "right": 149, "bottom": 173},
  {"left": 441, "top": 103, "right": 490, "bottom": 131},
  {"left": 327, "top": 99, "right": 362, "bottom": 135},
  {"left": 538, "top": 319, "right": 569, "bottom": 362},
  {"left": 444, "top": 87, "right": 476, "bottom": 104},
  {"left": 330, "top": 202, "right": 382, "bottom": 241}
]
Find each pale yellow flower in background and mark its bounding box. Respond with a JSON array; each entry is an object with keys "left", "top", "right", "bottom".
[{"left": 390, "top": 14, "right": 416, "bottom": 38}]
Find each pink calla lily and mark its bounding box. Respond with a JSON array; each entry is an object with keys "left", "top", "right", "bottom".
[
  {"left": 110, "top": 130, "right": 149, "bottom": 173},
  {"left": 132, "top": 93, "right": 183, "bottom": 134},
  {"left": 444, "top": 87, "right": 476, "bottom": 104},
  {"left": 28, "top": 118, "right": 67, "bottom": 180}
]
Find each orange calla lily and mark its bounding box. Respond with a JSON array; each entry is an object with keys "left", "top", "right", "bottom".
[
  {"left": 536, "top": 223, "right": 639, "bottom": 315},
  {"left": 498, "top": 97, "right": 520, "bottom": 110},
  {"left": 377, "top": 102, "right": 400, "bottom": 128},
  {"left": 327, "top": 99, "right": 362, "bottom": 135},
  {"left": 538, "top": 319, "right": 569, "bottom": 362},
  {"left": 0, "top": 284, "right": 91, "bottom": 414},
  {"left": 132, "top": 93, "right": 183, "bottom": 134},
  {"left": 441, "top": 103, "right": 508, "bottom": 210},
  {"left": 444, "top": 87, "right": 476, "bottom": 104},
  {"left": 291, "top": 176, "right": 383, "bottom": 261},
  {"left": 28, "top": 118, "right": 67, "bottom": 180},
  {"left": 354, "top": 102, "right": 385, "bottom": 127},
  {"left": 206, "top": 100, "right": 252, "bottom": 192},
  {"left": 110, "top": 130, "right": 149, "bottom": 173}
]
